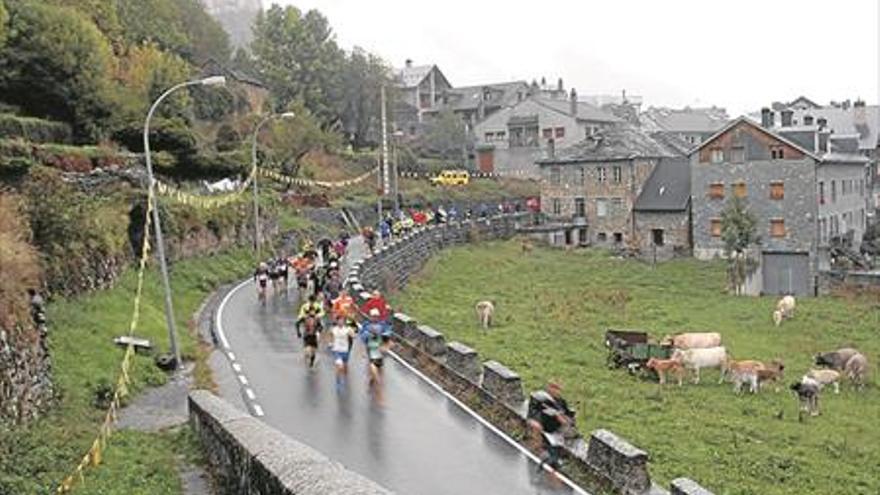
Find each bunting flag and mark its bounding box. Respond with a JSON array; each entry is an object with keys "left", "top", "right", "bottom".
[{"left": 258, "top": 166, "right": 377, "bottom": 189}]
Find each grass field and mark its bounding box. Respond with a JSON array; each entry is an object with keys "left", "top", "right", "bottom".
[
  {"left": 392, "top": 241, "right": 880, "bottom": 495},
  {"left": 0, "top": 248, "right": 255, "bottom": 494}
]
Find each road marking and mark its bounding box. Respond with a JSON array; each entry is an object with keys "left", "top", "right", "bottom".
[
  {"left": 252, "top": 404, "right": 264, "bottom": 417},
  {"left": 237, "top": 374, "right": 249, "bottom": 385},
  {"left": 227, "top": 351, "right": 236, "bottom": 361},
  {"left": 387, "top": 350, "right": 591, "bottom": 495},
  {"left": 245, "top": 388, "right": 256, "bottom": 400},
  {"left": 232, "top": 363, "right": 242, "bottom": 372},
  {"left": 216, "top": 279, "right": 252, "bottom": 350}
]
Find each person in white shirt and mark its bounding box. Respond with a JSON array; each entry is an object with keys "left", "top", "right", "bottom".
[{"left": 330, "top": 315, "right": 357, "bottom": 389}]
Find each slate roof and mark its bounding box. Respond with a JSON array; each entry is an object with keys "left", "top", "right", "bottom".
[
  {"left": 538, "top": 124, "right": 674, "bottom": 164},
  {"left": 641, "top": 107, "right": 729, "bottom": 133},
  {"left": 692, "top": 116, "right": 820, "bottom": 160},
  {"left": 434, "top": 81, "right": 529, "bottom": 113},
  {"left": 633, "top": 157, "right": 691, "bottom": 212},
  {"left": 649, "top": 131, "right": 692, "bottom": 156},
  {"left": 397, "top": 65, "right": 435, "bottom": 88},
  {"left": 787, "top": 105, "right": 880, "bottom": 150},
  {"left": 534, "top": 98, "right": 621, "bottom": 123}
]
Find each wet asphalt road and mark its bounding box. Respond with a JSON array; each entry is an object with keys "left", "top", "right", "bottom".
[{"left": 216, "top": 238, "right": 583, "bottom": 495}]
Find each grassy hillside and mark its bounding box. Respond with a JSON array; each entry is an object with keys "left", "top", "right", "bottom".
[{"left": 393, "top": 241, "right": 880, "bottom": 495}]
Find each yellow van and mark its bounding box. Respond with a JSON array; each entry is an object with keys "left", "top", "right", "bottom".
[{"left": 430, "top": 170, "right": 470, "bottom": 186}]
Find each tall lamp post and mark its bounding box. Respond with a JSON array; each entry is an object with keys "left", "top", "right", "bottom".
[
  {"left": 251, "top": 112, "right": 296, "bottom": 261},
  {"left": 143, "top": 75, "right": 226, "bottom": 370},
  {"left": 391, "top": 130, "right": 404, "bottom": 216}
]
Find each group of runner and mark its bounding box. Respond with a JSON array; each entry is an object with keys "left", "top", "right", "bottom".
[{"left": 253, "top": 233, "right": 394, "bottom": 400}]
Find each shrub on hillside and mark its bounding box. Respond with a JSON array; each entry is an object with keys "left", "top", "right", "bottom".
[
  {"left": 0, "top": 193, "right": 42, "bottom": 330},
  {"left": 0, "top": 114, "right": 72, "bottom": 144}
]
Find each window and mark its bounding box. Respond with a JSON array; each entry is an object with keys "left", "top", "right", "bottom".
[
  {"left": 552, "top": 198, "right": 561, "bottom": 215},
  {"left": 831, "top": 180, "right": 837, "bottom": 203},
  {"left": 574, "top": 197, "right": 585, "bottom": 217},
  {"left": 731, "top": 147, "right": 745, "bottom": 163},
  {"left": 819, "top": 181, "right": 825, "bottom": 204},
  {"left": 578, "top": 166, "right": 585, "bottom": 186},
  {"left": 578, "top": 228, "right": 588, "bottom": 244},
  {"left": 610, "top": 197, "right": 623, "bottom": 214},
  {"left": 484, "top": 132, "right": 493, "bottom": 141},
  {"left": 770, "top": 181, "right": 784, "bottom": 200},
  {"left": 733, "top": 182, "right": 747, "bottom": 198},
  {"left": 710, "top": 218, "right": 722, "bottom": 237},
  {"left": 861, "top": 209, "right": 866, "bottom": 229},
  {"left": 770, "top": 218, "right": 785, "bottom": 238},
  {"left": 555, "top": 127, "right": 565, "bottom": 138},
  {"left": 710, "top": 148, "right": 724, "bottom": 163},
  {"left": 509, "top": 124, "right": 539, "bottom": 147},
  {"left": 652, "top": 229, "right": 665, "bottom": 246},
  {"left": 542, "top": 128, "right": 553, "bottom": 139},
  {"left": 613, "top": 166, "right": 622, "bottom": 183},
  {"left": 613, "top": 233, "right": 623, "bottom": 243},
  {"left": 819, "top": 218, "right": 826, "bottom": 243},
  {"left": 771, "top": 146, "right": 785, "bottom": 159},
  {"left": 709, "top": 182, "right": 725, "bottom": 199},
  {"left": 598, "top": 167, "right": 607, "bottom": 183},
  {"left": 550, "top": 166, "right": 561, "bottom": 186},
  {"left": 597, "top": 232, "right": 607, "bottom": 242},
  {"left": 860, "top": 179, "right": 865, "bottom": 196},
  {"left": 596, "top": 198, "right": 608, "bottom": 217}
]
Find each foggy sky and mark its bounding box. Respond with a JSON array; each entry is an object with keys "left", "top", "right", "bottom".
[{"left": 275, "top": 0, "right": 878, "bottom": 116}]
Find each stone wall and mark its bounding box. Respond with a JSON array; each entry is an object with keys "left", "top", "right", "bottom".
[
  {"left": 817, "top": 269, "right": 880, "bottom": 295},
  {"left": 0, "top": 325, "right": 52, "bottom": 424},
  {"left": 345, "top": 215, "right": 714, "bottom": 495},
  {"left": 633, "top": 210, "right": 691, "bottom": 262},
  {"left": 188, "top": 390, "right": 392, "bottom": 495}
]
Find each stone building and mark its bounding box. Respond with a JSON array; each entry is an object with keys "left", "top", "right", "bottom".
[
  {"left": 474, "top": 91, "right": 621, "bottom": 177},
  {"left": 640, "top": 106, "right": 729, "bottom": 146},
  {"left": 536, "top": 125, "right": 677, "bottom": 247},
  {"left": 394, "top": 60, "right": 452, "bottom": 133},
  {"left": 690, "top": 116, "right": 869, "bottom": 296},
  {"left": 422, "top": 81, "right": 531, "bottom": 131},
  {"left": 632, "top": 157, "right": 692, "bottom": 261}
]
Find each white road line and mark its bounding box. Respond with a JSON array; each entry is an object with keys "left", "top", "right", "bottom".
[
  {"left": 227, "top": 351, "right": 236, "bottom": 361},
  {"left": 245, "top": 388, "right": 256, "bottom": 400},
  {"left": 216, "top": 279, "right": 252, "bottom": 350},
  {"left": 252, "top": 404, "right": 265, "bottom": 417},
  {"left": 387, "top": 350, "right": 591, "bottom": 495},
  {"left": 237, "top": 374, "right": 249, "bottom": 385},
  {"left": 232, "top": 363, "right": 242, "bottom": 373}
]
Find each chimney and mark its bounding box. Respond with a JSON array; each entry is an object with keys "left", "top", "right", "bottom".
[
  {"left": 570, "top": 88, "right": 578, "bottom": 117},
  {"left": 405, "top": 59, "right": 413, "bottom": 68},
  {"left": 781, "top": 109, "right": 793, "bottom": 127},
  {"left": 760, "top": 107, "right": 775, "bottom": 128}
]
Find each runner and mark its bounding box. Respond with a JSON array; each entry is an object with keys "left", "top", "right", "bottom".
[
  {"left": 359, "top": 309, "right": 389, "bottom": 404},
  {"left": 299, "top": 310, "right": 322, "bottom": 368},
  {"left": 253, "top": 262, "right": 270, "bottom": 306},
  {"left": 268, "top": 259, "right": 282, "bottom": 295},
  {"left": 329, "top": 314, "right": 357, "bottom": 389},
  {"left": 277, "top": 256, "right": 290, "bottom": 294}
]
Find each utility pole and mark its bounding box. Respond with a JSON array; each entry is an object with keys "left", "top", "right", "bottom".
[{"left": 381, "top": 85, "right": 391, "bottom": 197}]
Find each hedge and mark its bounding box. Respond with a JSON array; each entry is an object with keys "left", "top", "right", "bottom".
[{"left": 0, "top": 113, "right": 72, "bottom": 144}]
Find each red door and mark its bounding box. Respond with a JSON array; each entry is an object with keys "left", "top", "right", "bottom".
[{"left": 477, "top": 149, "right": 494, "bottom": 173}]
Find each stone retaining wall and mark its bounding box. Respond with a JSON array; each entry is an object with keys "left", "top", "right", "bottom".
[
  {"left": 188, "top": 390, "right": 392, "bottom": 495},
  {"left": 817, "top": 269, "right": 880, "bottom": 295},
  {"left": 345, "top": 215, "right": 714, "bottom": 495}
]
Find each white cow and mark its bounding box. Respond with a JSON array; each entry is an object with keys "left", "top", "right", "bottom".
[
  {"left": 671, "top": 346, "right": 729, "bottom": 384},
  {"left": 661, "top": 332, "right": 722, "bottom": 349},
  {"left": 773, "top": 295, "right": 796, "bottom": 326},
  {"left": 475, "top": 300, "right": 495, "bottom": 330}
]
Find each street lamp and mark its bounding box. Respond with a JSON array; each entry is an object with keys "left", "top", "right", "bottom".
[
  {"left": 143, "top": 75, "right": 226, "bottom": 370},
  {"left": 251, "top": 112, "right": 296, "bottom": 261}
]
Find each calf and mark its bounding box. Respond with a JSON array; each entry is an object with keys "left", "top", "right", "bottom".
[
  {"left": 791, "top": 378, "right": 821, "bottom": 421},
  {"left": 727, "top": 359, "right": 764, "bottom": 393},
  {"left": 671, "top": 346, "right": 728, "bottom": 384},
  {"left": 815, "top": 348, "right": 861, "bottom": 371},
  {"left": 474, "top": 300, "right": 495, "bottom": 330},
  {"left": 804, "top": 369, "right": 841, "bottom": 394},
  {"left": 661, "top": 332, "right": 722, "bottom": 350},
  {"left": 645, "top": 357, "right": 685, "bottom": 386},
  {"left": 776, "top": 295, "right": 796, "bottom": 318},
  {"left": 844, "top": 353, "right": 869, "bottom": 389},
  {"left": 757, "top": 360, "right": 785, "bottom": 392}
]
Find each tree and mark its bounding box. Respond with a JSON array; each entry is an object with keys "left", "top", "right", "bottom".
[
  {"left": 0, "top": 1, "right": 8, "bottom": 49},
  {"left": 339, "top": 47, "right": 393, "bottom": 148},
  {"left": 111, "top": 42, "right": 194, "bottom": 124},
  {"left": 0, "top": 1, "right": 116, "bottom": 141},
  {"left": 260, "top": 101, "right": 342, "bottom": 176},
  {"left": 720, "top": 196, "right": 760, "bottom": 295},
  {"left": 420, "top": 107, "right": 468, "bottom": 164},
  {"left": 250, "top": 5, "right": 346, "bottom": 125}
]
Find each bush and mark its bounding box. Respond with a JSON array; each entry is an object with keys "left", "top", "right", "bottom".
[
  {"left": 0, "top": 113, "right": 72, "bottom": 144},
  {"left": 112, "top": 117, "right": 198, "bottom": 158}
]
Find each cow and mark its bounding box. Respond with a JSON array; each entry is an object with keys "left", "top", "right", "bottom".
[
  {"left": 671, "top": 346, "right": 729, "bottom": 384},
  {"left": 776, "top": 295, "right": 796, "bottom": 318},
  {"left": 757, "top": 360, "right": 785, "bottom": 392},
  {"left": 645, "top": 357, "right": 685, "bottom": 386},
  {"left": 804, "top": 369, "right": 841, "bottom": 394},
  {"left": 791, "top": 378, "right": 821, "bottom": 421},
  {"left": 815, "top": 348, "right": 861, "bottom": 371},
  {"left": 661, "top": 332, "right": 722, "bottom": 349},
  {"left": 844, "top": 353, "right": 869, "bottom": 389},
  {"left": 475, "top": 300, "right": 495, "bottom": 330},
  {"left": 726, "top": 359, "right": 764, "bottom": 393}
]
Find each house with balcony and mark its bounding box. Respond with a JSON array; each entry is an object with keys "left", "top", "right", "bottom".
[
  {"left": 536, "top": 125, "right": 681, "bottom": 249},
  {"left": 394, "top": 60, "right": 452, "bottom": 133},
  {"left": 473, "top": 90, "right": 621, "bottom": 176},
  {"left": 690, "top": 114, "right": 869, "bottom": 296}
]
